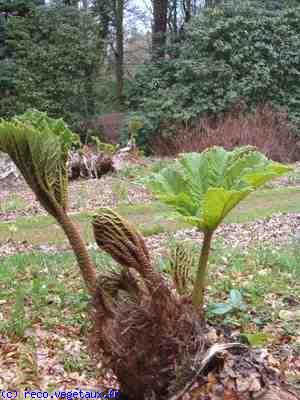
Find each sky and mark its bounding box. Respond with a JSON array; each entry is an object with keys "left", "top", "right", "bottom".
[{"left": 126, "top": 0, "right": 152, "bottom": 32}]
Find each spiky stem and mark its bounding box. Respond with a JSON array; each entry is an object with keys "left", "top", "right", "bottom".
[
  {"left": 192, "top": 229, "right": 214, "bottom": 311},
  {"left": 56, "top": 210, "right": 97, "bottom": 296}
]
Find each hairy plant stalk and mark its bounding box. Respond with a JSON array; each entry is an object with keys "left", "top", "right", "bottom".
[
  {"left": 192, "top": 229, "right": 214, "bottom": 309},
  {"left": 56, "top": 210, "right": 97, "bottom": 295}
]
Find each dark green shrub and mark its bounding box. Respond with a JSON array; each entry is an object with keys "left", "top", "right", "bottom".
[{"left": 1, "top": 5, "right": 102, "bottom": 126}]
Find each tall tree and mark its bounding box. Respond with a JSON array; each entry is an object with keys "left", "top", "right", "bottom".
[
  {"left": 167, "top": 0, "right": 201, "bottom": 46},
  {"left": 167, "top": 0, "right": 178, "bottom": 36},
  {"left": 92, "top": 0, "right": 125, "bottom": 104},
  {"left": 183, "top": 0, "right": 191, "bottom": 22},
  {"left": 92, "top": 0, "right": 112, "bottom": 41},
  {"left": 152, "top": 0, "right": 168, "bottom": 59},
  {"left": 113, "top": 0, "right": 124, "bottom": 104}
]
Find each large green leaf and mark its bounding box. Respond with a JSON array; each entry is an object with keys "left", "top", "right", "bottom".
[
  {"left": 200, "top": 187, "right": 251, "bottom": 230},
  {"left": 146, "top": 146, "right": 292, "bottom": 231}
]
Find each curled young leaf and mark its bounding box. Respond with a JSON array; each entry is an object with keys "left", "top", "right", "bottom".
[{"left": 0, "top": 111, "right": 78, "bottom": 216}]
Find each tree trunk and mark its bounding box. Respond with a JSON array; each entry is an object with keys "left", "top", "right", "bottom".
[
  {"left": 183, "top": 0, "right": 191, "bottom": 23},
  {"left": 81, "top": 0, "right": 88, "bottom": 10},
  {"left": 167, "top": 0, "right": 177, "bottom": 36},
  {"left": 152, "top": 0, "right": 168, "bottom": 59},
  {"left": 173, "top": 0, "right": 177, "bottom": 34},
  {"left": 114, "top": 0, "right": 124, "bottom": 104},
  {"left": 95, "top": 0, "right": 111, "bottom": 42}
]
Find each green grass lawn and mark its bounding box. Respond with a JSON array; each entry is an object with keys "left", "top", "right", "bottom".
[
  {"left": 1, "top": 184, "right": 300, "bottom": 391},
  {"left": 226, "top": 186, "right": 300, "bottom": 223},
  {"left": 1, "top": 186, "right": 300, "bottom": 246},
  {"left": 1, "top": 242, "right": 299, "bottom": 339}
]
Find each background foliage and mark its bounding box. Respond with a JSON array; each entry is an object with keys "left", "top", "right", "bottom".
[
  {"left": 128, "top": 1, "right": 300, "bottom": 148},
  {"left": 1, "top": 0, "right": 300, "bottom": 152},
  {"left": 0, "top": 3, "right": 102, "bottom": 126}
]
